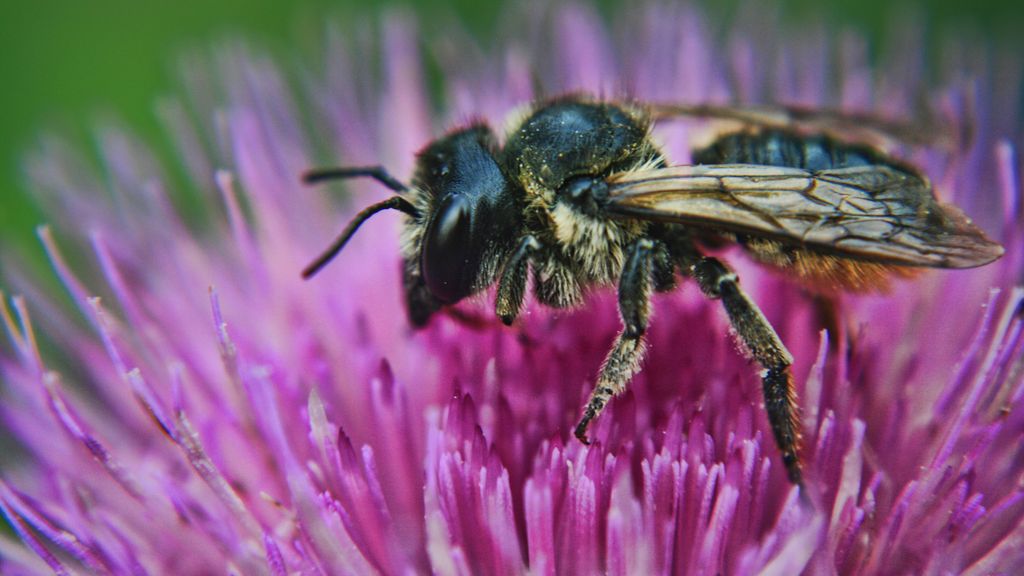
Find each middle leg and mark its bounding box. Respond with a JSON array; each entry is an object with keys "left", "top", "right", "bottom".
[{"left": 575, "top": 238, "right": 657, "bottom": 443}]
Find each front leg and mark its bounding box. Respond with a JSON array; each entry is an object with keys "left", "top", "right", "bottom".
[
  {"left": 495, "top": 235, "right": 541, "bottom": 325},
  {"left": 575, "top": 238, "right": 656, "bottom": 443},
  {"left": 692, "top": 257, "right": 804, "bottom": 485}
]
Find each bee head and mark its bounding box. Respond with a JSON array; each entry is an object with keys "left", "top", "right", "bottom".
[
  {"left": 301, "top": 123, "right": 523, "bottom": 326},
  {"left": 413, "top": 125, "right": 522, "bottom": 304}
]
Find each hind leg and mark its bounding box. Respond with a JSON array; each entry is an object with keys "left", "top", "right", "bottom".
[{"left": 692, "top": 256, "right": 804, "bottom": 485}]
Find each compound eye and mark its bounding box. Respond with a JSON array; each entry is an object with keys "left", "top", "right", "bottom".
[{"left": 421, "top": 194, "right": 480, "bottom": 303}]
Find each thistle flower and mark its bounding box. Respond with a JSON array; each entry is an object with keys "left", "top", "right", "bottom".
[{"left": 2, "top": 3, "right": 1023, "bottom": 574}]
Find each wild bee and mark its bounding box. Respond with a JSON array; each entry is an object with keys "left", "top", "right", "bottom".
[{"left": 302, "top": 95, "right": 1003, "bottom": 485}]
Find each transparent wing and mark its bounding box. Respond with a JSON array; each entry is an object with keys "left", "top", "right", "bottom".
[{"left": 606, "top": 164, "right": 1004, "bottom": 268}]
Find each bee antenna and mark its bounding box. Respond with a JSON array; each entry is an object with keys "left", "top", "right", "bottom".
[
  {"left": 302, "top": 165, "right": 409, "bottom": 193},
  {"left": 302, "top": 196, "right": 419, "bottom": 279}
]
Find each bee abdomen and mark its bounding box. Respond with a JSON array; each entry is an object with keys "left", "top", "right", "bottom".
[{"left": 693, "top": 129, "right": 887, "bottom": 172}]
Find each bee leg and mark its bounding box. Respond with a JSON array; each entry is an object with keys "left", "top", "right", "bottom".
[
  {"left": 651, "top": 237, "right": 677, "bottom": 292},
  {"left": 810, "top": 293, "right": 844, "bottom": 353},
  {"left": 403, "top": 258, "right": 442, "bottom": 328},
  {"left": 575, "top": 238, "right": 656, "bottom": 444},
  {"left": 692, "top": 257, "right": 804, "bottom": 485},
  {"left": 496, "top": 235, "right": 541, "bottom": 325}
]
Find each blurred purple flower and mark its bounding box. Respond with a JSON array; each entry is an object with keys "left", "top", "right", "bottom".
[{"left": 2, "top": 3, "right": 1023, "bottom": 574}]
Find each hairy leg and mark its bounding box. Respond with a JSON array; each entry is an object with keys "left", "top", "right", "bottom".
[
  {"left": 495, "top": 235, "right": 541, "bottom": 325},
  {"left": 575, "top": 239, "right": 656, "bottom": 443},
  {"left": 692, "top": 256, "right": 803, "bottom": 485}
]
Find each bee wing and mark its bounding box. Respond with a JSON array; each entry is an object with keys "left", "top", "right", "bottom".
[
  {"left": 605, "top": 164, "right": 1004, "bottom": 269},
  {"left": 646, "top": 102, "right": 952, "bottom": 149}
]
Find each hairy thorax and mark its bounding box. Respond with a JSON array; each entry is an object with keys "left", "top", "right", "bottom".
[
  {"left": 523, "top": 192, "right": 648, "bottom": 308},
  {"left": 548, "top": 202, "right": 645, "bottom": 282},
  {"left": 501, "top": 97, "right": 664, "bottom": 307}
]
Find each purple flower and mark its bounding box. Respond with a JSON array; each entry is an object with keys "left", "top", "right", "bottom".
[{"left": 2, "top": 3, "right": 1023, "bottom": 574}]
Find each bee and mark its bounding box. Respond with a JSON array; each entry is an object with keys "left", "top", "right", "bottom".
[{"left": 302, "top": 95, "right": 1004, "bottom": 485}]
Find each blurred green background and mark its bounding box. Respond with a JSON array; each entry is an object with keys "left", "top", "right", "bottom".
[{"left": 1, "top": 0, "right": 1022, "bottom": 263}]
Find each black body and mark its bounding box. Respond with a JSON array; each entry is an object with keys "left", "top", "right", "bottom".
[{"left": 302, "top": 95, "right": 1003, "bottom": 487}]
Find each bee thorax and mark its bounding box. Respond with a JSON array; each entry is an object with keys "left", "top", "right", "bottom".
[{"left": 549, "top": 201, "right": 640, "bottom": 282}]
